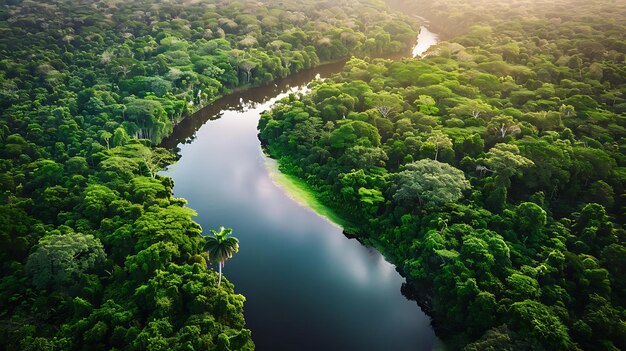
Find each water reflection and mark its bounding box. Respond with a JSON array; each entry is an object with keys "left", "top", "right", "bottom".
[
  {"left": 161, "top": 61, "right": 346, "bottom": 149},
  {"left": 160, "top": 35, "right": 438, "bottom": 351},
  {"left": 413, "top": 26, "right": 440, "bottom": 57}
]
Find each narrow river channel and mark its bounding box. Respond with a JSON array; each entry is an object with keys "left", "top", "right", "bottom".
[{"left": 160, "top": 26, "right": 439, "bottom": 351}]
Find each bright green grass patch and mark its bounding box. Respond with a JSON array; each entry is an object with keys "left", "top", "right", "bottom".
[{"left": 264, "top": 157, "right": 351, "bottom": 229}]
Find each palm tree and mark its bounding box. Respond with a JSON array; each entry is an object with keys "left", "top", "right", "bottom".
[{"left": 205, "top": 227, "right": 239, "bottom": 287}]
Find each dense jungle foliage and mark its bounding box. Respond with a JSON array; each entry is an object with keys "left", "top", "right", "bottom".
[
  {"left": 259, "top": 0, "right": 626, "bottom": 349},
  {"left": 0, "top": 0, "right": 418, "bottom": 349}
]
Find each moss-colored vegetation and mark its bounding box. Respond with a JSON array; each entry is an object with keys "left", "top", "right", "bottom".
[{"left": 266, "top": 157, "right": 353, "bottom": 229}]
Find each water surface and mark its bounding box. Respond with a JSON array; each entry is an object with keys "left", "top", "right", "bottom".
[
  {"left": 161, "top": 34, "right": 439, "bottom": 351},
  {"left": 413, "top": 26, "right": 439, "bottom": 57}
]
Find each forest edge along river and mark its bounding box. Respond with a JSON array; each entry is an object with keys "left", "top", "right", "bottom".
[{"left": 160, "top": 26, "right": 440, "bottom": 351}]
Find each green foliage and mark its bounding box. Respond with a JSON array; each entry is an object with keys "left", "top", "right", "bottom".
[
  {"left": 509, "top": 300, "right": 571, "bottom": 350},
  {"left": 506, "top": 273, "right": 540, "bottom": 301},
  {"left": 205, "top": 228, "right": 240, "bottom": 265},
  {"left": 1, "top": 0, "right": 625, "bottom": 349},
  {"left": 330, "top": 120, "right": 381, "bottom": 148},
  {"left": 393, "top": 159, "right": 470, "bottom": 208},
  {"left": 1, "top": 0, "right": 424, "bottom": 346},
  {"left": 484, "top": 143, "right": 534, "bottom": 186},
  {"left": 259, "top": 0, "right": 626, "bottom": 349},
  {"left": 26, "top": 231, "right": 106, "bottom": 290},
  {"left": 204, "top": 227, "right": 239, "bottom": 287}
]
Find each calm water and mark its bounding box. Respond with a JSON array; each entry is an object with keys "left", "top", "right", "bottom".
[
  {"left": 413, "top": 26, "right": 439, "bottom": 57},
  {"left": 161, "top": 29, "right": 439, "bottom": 351}
]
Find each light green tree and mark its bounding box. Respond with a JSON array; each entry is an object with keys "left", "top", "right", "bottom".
[
  {"left": 484, "top": 143, "right": 534, "bottom": 187},
  {"left": 488, "top": 115, "right": 522, "bottom": 139},
  {"left": 426, "top": 130, "right": 452, "bottom": 161},
  {"left": 393, "top": 159, "right": 470, "bottom": 208}
]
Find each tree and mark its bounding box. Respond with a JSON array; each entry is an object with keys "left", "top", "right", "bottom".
[
  {"left": 81, "top": 184, "right": 119, "bottom": 222},
  {"left": 559, "top": 104, "right": 576, "bottom": 119},
  {"left": 449, "top": 99, "right": 495, "bottom": 119},
  {"left": 112, "top": 127, "right": 130, "bottom": 147},
  {"left": 364, "top": 91, "right": 404, "bottom": 119},
  {"left": 100, "top": 130, "right": 112, "bottom": 150},
  {"left": 239, "top": 61, "right": 256, "bottom": 84},
  {"left": 339, "top": 145, "right": 388, "bottom": 170},
  {"left": 205, "top": 227, "right": 239, "bottom": 287},
  {"left": 464, "top": 325, "right": 536, "bottom": 350},
  {"left": 514, "top": 138, "right": 573, "bottom": 193},
  {"left": 133, "top": 205, "right": 203, "bottom": 255},
  {"left": 393, "top": 159, "right": 470, "bottom": 208},
  {"left": 26, "top": 232, "right": 106, "bottom": 290},
  {"left": 0, "top": 205, "right": 34, "bottom": 263},
  {"left": 509, "top": 300, "right": 571, "bottom": 350},
  {"left": 142, "top": 147, "right": 176, "bottom": 178},
  {"left": 375, "top": 105, "right": 394, "bottom": 119},
  {"left": 514, "top": 202, "right": 547, "bottom": 240},
  {"left": 329, "top": 120, "right": 381, "bottom": 149},
  {"left": 414, "top": 95, "right": 439, "bottom": 115},
  {"left": 112, "top": 63, "right": 133, "bottom": 79},
  {"left": 506, "top": 273, "right": 540, "bottom": 301},
  {"left": 125, "top": 98, "right": 171, "bottom": 143},
  {"left": 484, "top": 143, "right": 534, "bottom": 187},
  {"left": 488, "top": 115, "right": 522, "bottom": 139},
  {"left": 426, "top": 130, "right": 452, "bottom": 161}
]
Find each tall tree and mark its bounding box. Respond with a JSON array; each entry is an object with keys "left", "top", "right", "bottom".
[
  {"left": 426, "top": 130, "right": 452, "bottom": 161},
  {"left": 205, "top": 227, "right": 239, "bottom": 287},
  {"left": 487, "top": 115, "right": 522, "bottom": 139},
  {"left": 483, "top": 143, "right": 534, "bottom": 187}
]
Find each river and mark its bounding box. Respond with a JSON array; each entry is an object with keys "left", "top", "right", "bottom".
[
  {"left": 160, "top": 26, "right": 439, "bottom": 351},
  {"left": 413, "top": 26, "right": 438, "bottom": 57}
]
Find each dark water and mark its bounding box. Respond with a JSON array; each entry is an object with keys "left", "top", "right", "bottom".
[{"left": 161, "top": 32, "right": 439, "bottom": 351}]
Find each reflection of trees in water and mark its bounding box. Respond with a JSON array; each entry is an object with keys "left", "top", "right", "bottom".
[{"left": 161, "top": 61, "right": 349, "bottom": 150}]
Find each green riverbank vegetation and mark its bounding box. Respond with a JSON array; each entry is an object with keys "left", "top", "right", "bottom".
[
  {"left": 259, "top": 0, "right": 626, "bottom": 349},
  {"left": 0, "top": 0, "right": 420, "bottom": 349},
  {"left": 265, "top": 157, "right": 354, "bottom": 230}
]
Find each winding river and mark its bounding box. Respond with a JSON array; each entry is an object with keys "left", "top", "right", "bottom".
[{"left": 161, "top": 26, "right": 439, "bottom": 351}]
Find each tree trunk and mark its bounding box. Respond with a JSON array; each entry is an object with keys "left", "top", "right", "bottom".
[{"left": 217, "top": 261, "right": 223, "bottom": 287}]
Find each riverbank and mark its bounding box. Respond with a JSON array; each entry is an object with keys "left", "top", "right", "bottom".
[
  {"left": 256, "top": 1, "right": 626, "bottom": 349},
  {"left": 0, "top": 1, "right": 441, "bottom": 349},
  {"left": 264, "top": 156, "right": 352, "bottom": 230},
  {"left": 159, "top": 17, "right": 440, "bottom": 351},
  {"left": 261, "top": 141, "right": 450, "bottom": 351},
  {"left": 162, "top": 46, "right": 419, "bottom": 147},
  {"left": 162, "top": 66, "right": 438, "bottom": 350}
]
